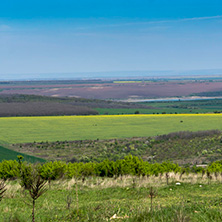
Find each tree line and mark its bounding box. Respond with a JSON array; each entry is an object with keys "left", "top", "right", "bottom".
[{"left": 1, "top": 155, "right": 222, "bottom": 181}]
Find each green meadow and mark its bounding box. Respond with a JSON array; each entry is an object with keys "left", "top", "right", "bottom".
[
  {"left": 96, "top": 99, "right": 222, "bottom": 115},
  {"left": 0, "top": 145, "right": 45, "bottom": 162},
  {"left": 2, "top": 176, "right": 222, "bottom": 221},
  {"left": 0, "top": 114, "right": 221, "bottom": 144}
]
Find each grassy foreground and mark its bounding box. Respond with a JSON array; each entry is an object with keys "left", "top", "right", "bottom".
[
  {"left": 2, "top": 175, "right": 222, "bottom": 221},
  {"left": 0, "top": 114, "right": 222, "bottom": 144}
]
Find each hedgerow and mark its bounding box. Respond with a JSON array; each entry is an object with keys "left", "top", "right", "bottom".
[{"left": 0, "top": 155, "right": 221, "bottom": 181}]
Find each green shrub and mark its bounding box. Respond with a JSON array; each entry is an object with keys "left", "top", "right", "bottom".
[{"left": 0, "top": 160, "right": 19, "bottom": 180}]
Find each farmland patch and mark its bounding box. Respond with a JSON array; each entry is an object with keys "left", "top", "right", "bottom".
[{"left": 0, "top": 114, "right": 221, "bottom": 144}]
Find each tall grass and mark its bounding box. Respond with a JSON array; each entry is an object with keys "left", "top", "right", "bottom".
[{"left": 1, "top": 174, "right": 222, "bottom": 221}]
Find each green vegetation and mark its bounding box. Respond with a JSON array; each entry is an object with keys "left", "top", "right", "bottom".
[
  {"left": 0, "top": 155, "right": 180, "bottom": 180},
  {"left": 0, "top": 145, "right": 45, "bottom": 163},
  {"left": 11, "top": 130, "right": 222, "bottom": 165},
  {"left": 142, "top": 99, "right": 222, "bottom": 114},
  {"left": 2, "top": 157, "right": 222, "bottom": 221},
  {"left": 0, "top": 114, "right": 221, "bottom": 144},
  {"left": 191, "top": 91, "right": 222, "bottom": 97},
  {"left": 1, "top": 82, "right": 222, "bottom": 220},
  {"left": 97, "top": 99, "right": 222, "bottom": 115},
  {"left": 95, "top": 108, "right": 155, "bottom": 115},
  {"left": 1, "top": 153, "right": 222, "bottom": 181},
  {"left": 3, "top": 179, "right": 222, "bottom": 221}
]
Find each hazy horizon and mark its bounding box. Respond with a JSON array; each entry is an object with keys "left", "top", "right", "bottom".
[{"left": 1, "top": 69, "right": 222, "bottom": 81}]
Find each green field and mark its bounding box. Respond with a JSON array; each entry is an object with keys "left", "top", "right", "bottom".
[
  {"left": 96, "top": 99, "right": 222, "bottom": 115},
  {"left": 143, "top": 99, "right": 222, "bottom": 114},
  {"left": 0, "top": 114, "right": 221, "bottom": 144},
  {"left": 95, "top": 108, "right": 156, "bottom": 115},
  {"left": 96, "top": 107, "right": 211, "bottom": 115},
  {"left": 2, "top": 177, "right": 222, "bottom": 221},
  {"left": 0, "top": 145, "right": 45, "bottom": 162}
]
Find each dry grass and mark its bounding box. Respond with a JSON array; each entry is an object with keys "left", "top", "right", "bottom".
[
  {"left": 4, "top": 182, "right": 20, "bottom": 199},
  {"left": 43, "top": 172, "right": 222, "bottom": 191}
]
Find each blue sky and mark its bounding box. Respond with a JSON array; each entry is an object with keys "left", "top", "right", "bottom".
[{"left": 1, "top": 0, "right": 222, "bottom": 79}]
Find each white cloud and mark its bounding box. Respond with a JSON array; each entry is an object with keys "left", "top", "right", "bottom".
[
  {"left": 181, "top": 15, "right": 222, "bottom": 21},
  {"left": 96, "top": 15, "right": 222, "bottom": 28}
]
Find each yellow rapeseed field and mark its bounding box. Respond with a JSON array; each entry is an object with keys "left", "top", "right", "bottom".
[{"left": 0, "top": 114, "right": 221, "bottom": 144}]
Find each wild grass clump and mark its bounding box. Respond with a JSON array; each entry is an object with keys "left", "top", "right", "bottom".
[
  {"left": 131, "top": 205, "right": 191, "bottom": 222},
  {"left": 0, "top": 180, "right": 6, "bottom": 202}
]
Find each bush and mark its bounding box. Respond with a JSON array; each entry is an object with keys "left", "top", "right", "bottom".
[{"left": 0, "top": 160, "right": 19, "bottom": 180}]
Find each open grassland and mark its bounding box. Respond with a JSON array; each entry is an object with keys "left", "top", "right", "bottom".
[
  {"left": 0, "top": 145, "right": 45, "bottom": 163},
  {"left": 0, "top": 114, "right": 222, "bottom": 144},
  {"left": 2, "top": 176, "right": 222, "bottom": 221}
]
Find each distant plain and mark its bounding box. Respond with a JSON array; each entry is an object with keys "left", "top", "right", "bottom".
[{"left": 0, "top": 78, "right": 222, "bottom": 100}]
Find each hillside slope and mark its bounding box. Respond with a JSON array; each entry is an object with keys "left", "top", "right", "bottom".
[
  {"left": 10, "top": 130, "right": 222, "bottom": 165},
  {"left": 0, "top": 145, "right": 45, "bottom": 163}
]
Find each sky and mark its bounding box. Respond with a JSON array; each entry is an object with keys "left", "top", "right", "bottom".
[{"left": 1, "top": 0, "right": 222, "bottom": 79}]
